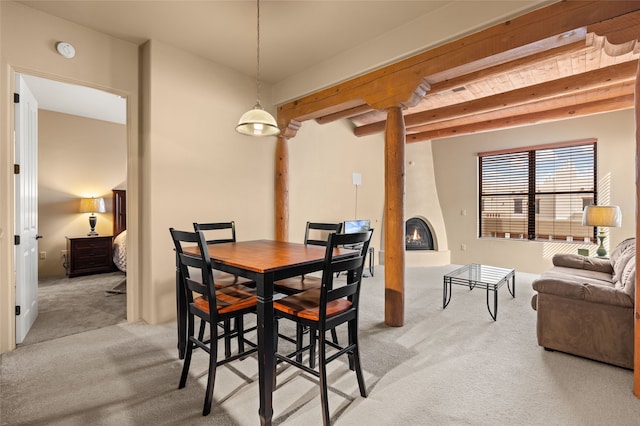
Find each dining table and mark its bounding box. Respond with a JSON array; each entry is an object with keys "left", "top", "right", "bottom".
[{"left": 177, "top": 239, "right": 356, "bottom": 425}]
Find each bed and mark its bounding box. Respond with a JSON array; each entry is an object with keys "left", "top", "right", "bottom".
[{"left": 107, "top": 189, "right": 127, "bottom": 295}]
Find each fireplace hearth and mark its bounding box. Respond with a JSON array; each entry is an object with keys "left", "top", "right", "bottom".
[{"left": 405, "top": 217, "right": 434, "bottom": 250}]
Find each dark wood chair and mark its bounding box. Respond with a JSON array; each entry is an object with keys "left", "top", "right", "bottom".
[
  {"left": 274, "top": 221, "right": 343, "bottom": 294},
  {"left": 274, "top": 229, "right": 373, "bottom": 425},
  {"left": 170, "top": 228, "right": 257, "bottom": 416},
  {"left": 194, "top": 221, "right": 256, "bottom": 358},
  {"left": 273, "top": 221, "right": 343, "bottom": 364}
]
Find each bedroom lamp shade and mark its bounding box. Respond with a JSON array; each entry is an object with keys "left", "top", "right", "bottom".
[
  {"left": 235, "top": 0, "right": 280, "bottom": 137},
  {"left": 582, "top": 205, "right": 622, "bottom": 258},
  {"left": 79, "top": 197, "right": 106, "bottom": 236}
]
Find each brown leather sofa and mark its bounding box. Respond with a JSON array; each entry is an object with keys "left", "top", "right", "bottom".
[{"left": 531, "top": 238, "right": 635, "bottom": 369}]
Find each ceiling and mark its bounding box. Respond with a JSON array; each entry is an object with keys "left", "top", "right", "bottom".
[{"left": 15, "top": 1, "right": 640, "bottom": 139}]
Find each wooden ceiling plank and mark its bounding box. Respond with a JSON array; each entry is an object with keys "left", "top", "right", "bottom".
[
  {"left": 278, "top": 1, "right": 640, "bottom": 127},
  {"left": 406, "top": 94, "right": 635, "bottom": 143},
  {"left": 354, "top": 61, "right": 638, "bottom": 137}
]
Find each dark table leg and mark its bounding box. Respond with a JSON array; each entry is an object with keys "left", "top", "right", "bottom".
[{"left": 257, "top": 273, "right": 275, "bottom": 426}]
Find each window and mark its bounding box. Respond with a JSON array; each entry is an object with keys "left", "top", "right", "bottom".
[{"left": 479, "top": 139, "right": 596, "bottom": 241}]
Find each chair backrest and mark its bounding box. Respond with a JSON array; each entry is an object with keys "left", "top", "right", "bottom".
[
  {"left": 193, "top": 221, "right": 236, "bottom": 245},
  {"left": 304, "top": 222, "right": 343, "bottom": 247},
  {"left": 318, "top": 229, "right": 373, "bottom": 323},
  {"left": 169, "top": 228, "right": 217, "bottom": 320}
]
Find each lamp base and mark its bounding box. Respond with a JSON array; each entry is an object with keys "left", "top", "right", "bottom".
[
  {"left": 596, "top": 231, "right": 607, "bottom": 258},
  {"left": 87, "top": 214, "right": 99, "bottom": 236}
]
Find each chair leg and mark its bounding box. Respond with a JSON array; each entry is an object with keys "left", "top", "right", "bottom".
[
  {"left": 198, "top": 319, "right": 206, "bottom": 341},
  {"left": 295, "top": 324, "right": 304, "bottom": 363},
  {"left": 236, "top": 316, "right": 245, "bottom": 354},
  {"left": 349, "top": 319, "right": 367, "bottom": 398},
  {"left": 203, "top": 321, "right": 218, "bottom": 416},
  {"left": 330, "top": 327, "right": 339, "bottom": 345},
  {"left": 223, "top": 319, "right": 232, "bottom": 358},
  {"left": 318, "top": 330, "right": 331, "bottom": 426},
  {"left": 309, "top": 327, "right": 317, "bottom": 369},
  {"left": 179, "top": 315, "right": 196, "bottom": 389}
]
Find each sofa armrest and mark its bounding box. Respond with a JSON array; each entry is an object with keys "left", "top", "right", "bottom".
[
  {"left": 552, "top": 253, "right": 613, "bottom": 274},
  {"left": 533, "top": 278, "right": 633, "bottom": 308}
]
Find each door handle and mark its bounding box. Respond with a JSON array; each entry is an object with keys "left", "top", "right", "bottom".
[{"left": 35, "top": 234, "right": 43, "bottom": 240}]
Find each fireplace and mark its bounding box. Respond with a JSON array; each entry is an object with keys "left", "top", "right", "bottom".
[{"left": 405, "top": 217, "right": 434, "bottom": 250}]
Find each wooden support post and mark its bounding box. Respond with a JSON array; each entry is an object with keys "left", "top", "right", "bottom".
[
  {"left": 384, "top": 106, "right": 405, "bottom": 327},
  {"left": 275, "top": 136, "right": 289, "bottom": 242},
  {"left": 633, "top": 59, "right": 640, "bottom": 398}
]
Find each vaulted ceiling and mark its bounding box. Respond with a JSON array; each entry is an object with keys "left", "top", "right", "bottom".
[{"left": 278, "top": 2, "right": 640, "bottom": 142}]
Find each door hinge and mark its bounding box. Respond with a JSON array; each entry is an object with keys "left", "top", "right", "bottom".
[
  {"left": 15, "top": 306, "right": 20, "bottom": 316},
  {"left": 13, "top": 93, "right": 19, "bottom": 103},
  {"left": 14, "top": 164, "right": 20, "bottom": 174},
  {"left": 14, "top": 235, "right": 20, "bottom": 245}
]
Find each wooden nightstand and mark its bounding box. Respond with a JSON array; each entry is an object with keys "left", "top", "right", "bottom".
[{"left": 66, "top": 235, "right": 116, "bottom": 277}]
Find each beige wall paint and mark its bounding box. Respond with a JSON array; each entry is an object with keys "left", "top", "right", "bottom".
[
  {"left": 141, "top": 40, "right": 277, "bottom": 324},
  {"left": 38, "top": 110, "right": 126, "bottom": 277},
  {"left": 0, "top": 1, "right": 138, "bottom": 353},
  {"left": 287, "top": 119, "right": 385, "bottom": 254},
  {"left": 432, "top": 109, "right": 636, "bottom": 274}
]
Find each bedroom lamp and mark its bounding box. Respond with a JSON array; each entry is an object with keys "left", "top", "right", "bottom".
[
  {"left": 79, "top": 197, "right": 106, "bottom": 236},
  {"left": 235, "top": 0, "right": 280, "bottom": 137},
  {"left": 582, "top": 205, "right": 622, "bottom": 258}
]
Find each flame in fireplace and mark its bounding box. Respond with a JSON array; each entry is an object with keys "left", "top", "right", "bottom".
[{"left": 411, "top": 228, "right": 420, "bottom": 241}]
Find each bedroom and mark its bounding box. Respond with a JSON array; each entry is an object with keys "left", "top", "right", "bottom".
[{"left": 26, "top": 74, "right": 128, "bottom": 344}]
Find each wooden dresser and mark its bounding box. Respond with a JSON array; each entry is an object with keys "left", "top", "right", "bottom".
[{"left": 66, "top": 235, "right": 116, "bottom": 277}]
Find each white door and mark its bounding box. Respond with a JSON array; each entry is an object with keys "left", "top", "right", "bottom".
[{"left": 15, "top": 74, "right": 39, "bottom": 344}]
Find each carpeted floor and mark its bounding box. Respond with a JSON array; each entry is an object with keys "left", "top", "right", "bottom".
[
  {"left": 20, "top": 271, "right": 127, "bottom": 346},
  {"left": 2, "top": 265, "right": 640, "bottom": 425}
]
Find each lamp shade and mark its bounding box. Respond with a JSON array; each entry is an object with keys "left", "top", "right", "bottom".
[
  {"left": 236, "top": 103, "right": 280, "bottom": 137},
  {"left": 582, "top": 205, "right": 622, "bottom": 227},
  {"left": 79, "top": 197, "right": 106, "bottom": 214}
]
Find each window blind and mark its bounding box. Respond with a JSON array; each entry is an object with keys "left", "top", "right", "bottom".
[{"left": 479, "top": 140, "right": 596, "bottom": 242}]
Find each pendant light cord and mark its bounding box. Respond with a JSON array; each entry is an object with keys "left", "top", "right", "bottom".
[{"left": 256, "top": 0, "right": 261, "bottom": 107}]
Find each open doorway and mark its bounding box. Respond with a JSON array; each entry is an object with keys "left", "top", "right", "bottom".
[{"left": 16, "top": 73, "right": 128, "bottom": 346}]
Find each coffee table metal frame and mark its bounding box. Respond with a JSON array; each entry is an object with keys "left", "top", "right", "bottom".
[{"left": 443, "top": 263, "right": 515, "bottom": 320}]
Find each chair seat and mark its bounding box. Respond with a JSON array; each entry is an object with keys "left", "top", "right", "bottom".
[
  {"left": 193, "top": 284, "right": 257, "bottom": 315},
  {"left": 274, "top": 288, "right": 352, "bottom": 321},
  {"left": 274, "top": 275, "right": 322, "bottom": 293}
]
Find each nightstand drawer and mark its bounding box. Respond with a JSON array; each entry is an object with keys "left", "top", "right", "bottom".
[{"left": 66, "top": 235, "right": 116, "bottom": 277}]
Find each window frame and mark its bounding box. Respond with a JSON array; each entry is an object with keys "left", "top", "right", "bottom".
[{"left": 478, "top": 138, "right": 597, "bottom": 242}]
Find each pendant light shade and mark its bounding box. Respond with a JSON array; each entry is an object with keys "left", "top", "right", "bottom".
[
  {"left": 236, "top": 0, "right": 280, "bottom": 137},
  {"left": 236, "top": 102, "right": 280, "bottom": 136}
]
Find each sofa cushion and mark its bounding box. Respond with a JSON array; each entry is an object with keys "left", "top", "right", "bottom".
[
  {"left": 617, "top": 255, "right": 636, "bottom": 297},
  {"left": 552, "top": 254, "right": 613, "bottom": 273},
  {"left": 610, "top": 237, "right": 635, "bottom": 267},
  {"left": 613, "top": 246, "right": 635, "bottom": 283},
  {"left": 543, "top": 266, "right": 614, "bottom": 286}
]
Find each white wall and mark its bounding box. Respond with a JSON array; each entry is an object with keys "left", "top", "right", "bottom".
[{"left": 432, "top": 109, "right": 636, "bottom": 274}]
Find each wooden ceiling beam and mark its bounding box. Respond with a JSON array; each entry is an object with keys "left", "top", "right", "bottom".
[
  {"left": 315, "top": 103, "right": 373, "bottom": 125},
  {"left": 407, "top": 93, "right": 635, "bottom": 143},
  {"left": 354, "top": 61, "right": 638, "bottom": 137},
  {"left": 406, "top": 81, "right": 636, "bottom": 135},
  {"left": 277, "top": 1, "right": 640, "bottom": 128},
  {"left": 350, "top": 40, "right": 592, "bottom": 127}
]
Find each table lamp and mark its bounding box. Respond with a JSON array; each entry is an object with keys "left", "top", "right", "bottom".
[
  {"left": 79, "top": 197, "right": 106, "bottom": 236},
  {"left": 582, "top": 205, "right": 622, "bottom": 257}
]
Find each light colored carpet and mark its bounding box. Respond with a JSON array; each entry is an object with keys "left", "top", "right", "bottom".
[
  {"left": 21, "top": 272, "right": 127, "bottom": 346},
  {"left": 2, "top": 265, "right": 640, "bottom": 425}
]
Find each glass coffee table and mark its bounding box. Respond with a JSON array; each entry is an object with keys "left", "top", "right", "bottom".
[{"left": 443, "top": 263, "right": 515, "bottom": 320}]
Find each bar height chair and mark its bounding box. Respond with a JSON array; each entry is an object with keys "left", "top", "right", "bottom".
[
  {"left": 170, "top": 228, "right": 258, "bottom": 416},
  {"left": 273, "top": 230, "right": 373, "bottom": 425}
]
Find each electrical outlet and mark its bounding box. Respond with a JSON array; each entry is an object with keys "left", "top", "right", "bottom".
[
  {"left": 39, "top": 251, "right": 46, "bottom": 260},
  {"left": 460, "top": 243, "right": 467, "bottom": 251}
]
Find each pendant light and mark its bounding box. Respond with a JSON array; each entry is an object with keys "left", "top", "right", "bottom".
[{"left": 236, "top": 0, "right": 280, "bottom": 137}]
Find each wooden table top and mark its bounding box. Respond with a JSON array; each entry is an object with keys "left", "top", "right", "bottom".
[{"left": 183, "top": 239, "right": 354, "bottom": 274}]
